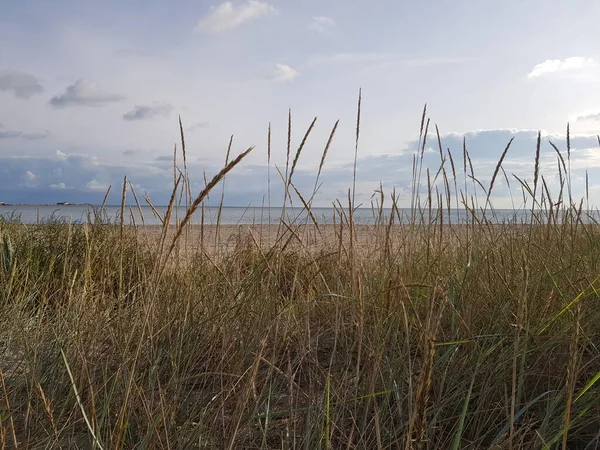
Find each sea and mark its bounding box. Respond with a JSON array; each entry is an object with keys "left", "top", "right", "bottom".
[{"left": 1, "top": 204, "right": 596, "bottom": 226}]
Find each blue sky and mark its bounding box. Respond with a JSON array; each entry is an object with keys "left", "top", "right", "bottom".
[{"left": 1, "top": 0, "right": 599, "bottom": 207}]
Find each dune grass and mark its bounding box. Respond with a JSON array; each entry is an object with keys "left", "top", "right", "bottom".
[{"left": 2, "top": 103, "right": 600, "bottom": 449}]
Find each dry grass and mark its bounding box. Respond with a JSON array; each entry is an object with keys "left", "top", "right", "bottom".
[{"left": 2, "top": 102, "right": 600, "bottom": 449}]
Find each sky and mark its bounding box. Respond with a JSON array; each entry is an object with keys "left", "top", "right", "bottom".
[{"left": 1, "top": 0, "right": 600, "bottom": 208}]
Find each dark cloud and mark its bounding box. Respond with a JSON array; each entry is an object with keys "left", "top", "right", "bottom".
[
  {"left": 123, "top": 103, "right": 173, "bottom": 121},
  {"left": 50, "top": 79, "right": 124, "bottom": 108},
  {"left": 0, "top": 123, "right": 49, "bottom": 140},
  {"left": 0, "top": 70, "right": 43, "bottom": 99},
  {"left": 0, "top": 151, "right": 171, "bottom": 204},
  {"left": 0, "top": 129, "right": 20, "bottom": 139},
  {"left": 0, "top": 128, "right": 599, "bottom": 207}
]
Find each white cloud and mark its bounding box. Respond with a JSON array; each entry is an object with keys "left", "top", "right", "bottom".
[
  {"left": 528, "top": 57, "right": 598, "bottom": 78},
  {"left": 0, "top": 70, "right": 44, "bottom": 99},
  {"left": 195, "top": 1, "right": 275, "bottom": 33},
  {"left": 271, "top": 63, "right": 298, "bottom": 82},
  {"left": 85, "top": 179, "right": 110, "bottom": 191},
  {"left": 310, "top": 16, "right": 335, "bottom": 32},
  {"left": 25, "top": 171, "right": 36, "bottom": 181},
  {"left": 50, "top": 182, "right": 66, "bottom": 190},
  {"left": 123, "top": 102, "right": 173, "bottom": 121},
  {"left": 50, "top": 79, "right": 125, "bottom": 108}
]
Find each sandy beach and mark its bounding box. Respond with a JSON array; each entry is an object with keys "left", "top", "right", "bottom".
[
  {"left": 131, "top": 222, "right": 498, "bottom": 259},
  {"left": 135, "top": 223, "right": 375, "bottom": 254}
]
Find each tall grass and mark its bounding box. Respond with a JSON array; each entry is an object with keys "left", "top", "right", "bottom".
[{"left": 2, "top": 100, "right": 600, "bottom": 449}]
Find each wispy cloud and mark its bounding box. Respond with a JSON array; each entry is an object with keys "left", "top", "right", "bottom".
[
  {"left": 308, "top": 52, "right": 469, "bottom": 68},
  {"left": 576, "top": 112, "right": 600, "bottom": 122},
  {"left": 50, "top": 80, "right": 125, "bottom": 108},
  {"left": 270, "top": 63, "right": 298, "bottom": 82},
  {"left": 0, "top": 123, "right": 48, "bottom": 140},
  {"left": 188, "top": 121, "right": 210, "bottom": 131},
  {"left": 123, "top": 102, "right": 173, "bottom": 121},
  {"left": 195, "top": 1, "right": 275, "bottom": 33},
  {"left": 528, "top": 57, "right": 598, "bottom": 78},
  {"left": 310, "top": 16, "right": 335, "bottom": 33}
]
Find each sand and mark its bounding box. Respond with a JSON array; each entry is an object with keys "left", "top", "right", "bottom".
[
  {"left": 136, "top": 224, "right": 369, "bottom": 254},
  {"left": 132, "top": 222, "right": 485, "bottom": 259}
]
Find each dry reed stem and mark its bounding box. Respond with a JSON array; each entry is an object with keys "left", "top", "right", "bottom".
[
  {"left": 315, "top": 120, "right": 339, "bottom": 187},
  {"left": 167, "top": 147, "right": 254, "bottom": 259},
  {"left": 159, "top": 173, "right": 183, "bottom": 254},
  {"left": 485, "top": 137, "right": 514, "bottom": 211},
  {"left": 532, "top": 131, "right": 542, "bottom": 202},
  {"left": 287, "top": 117, "right": 317, "bottom": 195},
  {"left": 144, "top": 194, "right": 165, "bottom": 226},
  {"left": 0, "top": 370, "right": 17, "bottom": 449},
  {"left": 285, "top": 109, "right": 292, "bottom": 181},
  {"left": 128, "top": 179, "right": 145, "bottom": 226},
  {"left": 100, "top": 184, "right": 112, "bottom": 210},
  {"left": 351, "top": 88, "right": 362, "bottom": 208},
  {"left": 408, "top": 285, "right": 447, "bottom": 449},
  {"left": 510, "top": 251, "right": 529, "bottom": 450},
  {"left": 289, "top": 181, "right": 320, "bottom": 234},
  {"left": 216, "top": 135, "right": 234, "bottom": 244},
  {"left": 562, "top": 301, "right": 581, "bottom": 449},
  {"left": 179, "top": 115, "right": 192, "bottom": 204}
]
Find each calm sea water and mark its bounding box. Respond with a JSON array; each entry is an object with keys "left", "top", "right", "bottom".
[{"left": 1, "top": 204, "right": 594, "bottom": 226}]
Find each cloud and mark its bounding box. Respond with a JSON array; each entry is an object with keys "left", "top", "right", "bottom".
[
  {"left": 25, "top": 171, "right": 36, "bottom": 181},
  {"left": 123, "top": 102, "right": 173, "bottom": 121},
  {"left": 308, "top": 52, "right": 469, "bottom": 69},
  {"left": 0, "top": 123, "right": 49, "bottom": 140},
  {"left": 416, "top": 129, "right": 600, "bottom": 166},
  {"left": 0, "top": 129, "right": 20, "bottom": 139},
  {"left": 1, "top": 128, "right": 599, "bottom": 208},
  {"left": 271, "top": 64, "right": 298, "bottom": 82},
  {"left": 577, "top": 112, "right": 600, "bottom": 122},
  {"left": 310, "top": 16, "right": 335, "bottom": 32},
  {"left": 195, "top": 1, "right": 275, "bottom": 33},
  {"left": 0, "top": 70, "right": 43, "bottom": 99},
  {"left": 188, "top": 121, "right": 210, "bottom": 131},
  {"left": 50, "top": 79, "right": 125, "bottom": 108},
  {"left": 528, "top": 57, "right": 598, "bottom": 78},
  {"left": 85, "top": 179, "right": 110, "bottom": 191},
  {"left": 0, "top": 150, "right": 172, "bottom": 204}
]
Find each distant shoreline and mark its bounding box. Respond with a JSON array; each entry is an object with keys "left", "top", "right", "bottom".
[
  {"left": 0, "top": 203, "right": 95, "bottom": 207},
  {"left": 0, "top": 204, "right": 404, "bottom": 209}
]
